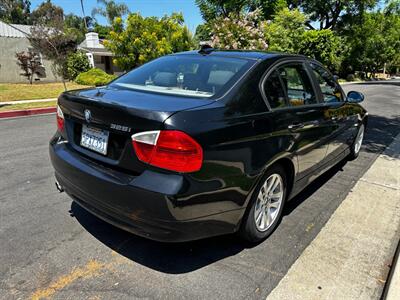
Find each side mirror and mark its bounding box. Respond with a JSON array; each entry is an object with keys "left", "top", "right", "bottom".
[
  {"left": 347, "top": 91, "right": 364, "bottom": 103},
  {"left": 333, "top": 75, "right": 339, "bottom": 82}
]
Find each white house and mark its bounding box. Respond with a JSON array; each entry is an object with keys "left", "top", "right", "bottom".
[{"left": 78, "top": 32, "right": 123, "bottom": 75}]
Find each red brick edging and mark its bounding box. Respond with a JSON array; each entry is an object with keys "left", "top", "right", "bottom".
[{"left": 0, "top": 107, "right": 56, "bottom": 119}]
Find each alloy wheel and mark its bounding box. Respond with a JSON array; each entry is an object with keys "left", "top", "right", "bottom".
[
  {"left": 254, "top": 173, "right": 284, "bottom": 232},
  {"left": 354, "top": 124, "right": 365, "bottom": 154}
]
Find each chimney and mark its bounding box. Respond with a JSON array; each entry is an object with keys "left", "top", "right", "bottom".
[{"left": 85, "top": 32, "right": 100, "bottom": 48}]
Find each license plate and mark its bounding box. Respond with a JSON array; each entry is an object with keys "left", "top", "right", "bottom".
[{"left": 80, "top": 125, "right": 109, "bottom": 155}]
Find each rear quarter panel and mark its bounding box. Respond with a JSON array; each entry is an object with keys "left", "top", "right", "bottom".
[{"left": 162, "top": 60, "right": 298, "bottom": 218}]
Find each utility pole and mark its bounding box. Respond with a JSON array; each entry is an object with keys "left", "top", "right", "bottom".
[{"left": 80, "top": 0, "right": 88, "bottom": 31}]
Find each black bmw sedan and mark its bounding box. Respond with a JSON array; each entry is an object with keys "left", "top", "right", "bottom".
[{"left": 50, "top": 48, "right": 367, "bottom": 243}]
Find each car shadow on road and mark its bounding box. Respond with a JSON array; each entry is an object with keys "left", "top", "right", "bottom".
[
  {"left": 363, "top": 114, "right": 400, "bottom": 159},
  {"left": 69, "top": 156, "right": 352, "bottom": 275},
  {"left": 70, "top": 200, "right": 246, "bottom": 274},
  {"left": 70, "top": 114, "right": 399, "bottom": 274},
  {"left": 283, "top": 159, "right": 348, "bottom": 216}
]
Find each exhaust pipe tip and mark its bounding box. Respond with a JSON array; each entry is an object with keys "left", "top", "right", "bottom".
[{"left": 55, "top": 180, "right": 64, "bottom": 193}]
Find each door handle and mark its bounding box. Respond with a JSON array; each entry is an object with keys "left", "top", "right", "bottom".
[{"left": 288, "top": 123, "right": 305, "bottom": 130}]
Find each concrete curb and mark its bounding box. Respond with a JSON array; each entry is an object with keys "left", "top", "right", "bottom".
[
  {"left": 341, "top": 80, "right": 400, "bottom": 86},
  {"left": 267, "top": 133, "right": 400, "bottom": 300},
  {"left": 383, "top": 238, "right": 400, "bottom": 300},
  {"left": 0, "top": 107, "right": 56, "bottom": 119}
]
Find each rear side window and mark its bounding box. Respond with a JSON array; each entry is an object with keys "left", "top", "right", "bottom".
[
  {"left": 263, "top": 70, "right": 287, "bottom": 109},
  {"left": 310, "top": 63, "right": 344, "bottom": 103},
  {"left": 262, "top": 63, "right": 317, "bottom": 109},
  {"left": 278, "top": 64, "right": 317, "bottom": 106},
  {"left": 110, "top": 55, "right": 251, "bottom": 98}
]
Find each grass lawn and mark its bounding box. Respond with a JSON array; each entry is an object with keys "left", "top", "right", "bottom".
[
  {"left": 0, "top": 101, "right": 56, "bottom": 112},
  {"left": 0, "top": 82, "right": 90, "bottom": 102}
]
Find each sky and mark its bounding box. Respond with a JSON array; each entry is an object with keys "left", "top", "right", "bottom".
[{"left": 30, "top": 0, "right": 204, "bottom": 33}]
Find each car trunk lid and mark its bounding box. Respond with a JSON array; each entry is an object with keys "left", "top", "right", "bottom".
[{"left": 58, "top": 87, "right": 213, "bottom": 174}]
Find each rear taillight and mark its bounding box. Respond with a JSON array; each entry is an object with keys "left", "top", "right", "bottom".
[
  {"left": 56, "top": 105, "right": 64, "bottom": 131},
  {"left": 132, "top": 130, "right": 203, "bottom": 173}
]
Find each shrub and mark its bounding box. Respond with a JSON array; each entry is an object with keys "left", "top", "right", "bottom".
[
  {"left": 75, "top": 68, "right": 116, "bottom": 86},
  {"left": 66, "top": 51, "right": 91, "bottom": 80}
]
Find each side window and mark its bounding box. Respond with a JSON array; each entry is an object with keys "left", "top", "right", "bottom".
[
  {"left": 310, "top": 63, "right": 344, "bottom": 103},
  {"left": 263, "top": 70, "right": 287, "bottom": 109},
  {"left": 278, "top": 64, "right": 317, "bottom": 106}
]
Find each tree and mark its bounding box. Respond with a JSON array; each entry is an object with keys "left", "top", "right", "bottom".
[
  {"left": 194, "top": 24, "right": 212, "bottom": 43},
  {"left": 64, "top": 13, "right": 94, "bottom": 43},
  {"left": 196, "top": 0, "right": 251, "bottom": 21},
  {"left": 264, "top": 8, "right": 306, "bottom": 53},
  {"left": 340, "top": 7, "right": 400, "bottom": 77},
  {"left": 31, "top": 0, "right": 63, "bottom": 26},
  {"left": 91, "top": 0, "right": 129, "bottom": 24},
  {"left": 64, "top": 14, "right": 94, "bottom": 32},
  {"left": 28, "top": 23, "right": 78, "bottom": 90},
  {"left": 93, "top": 23, "right": 112, "bottom": 39},
  {"left": 104, "top": 13, "right": 193, "bottom": 71},
  {"left": 289, "top": 0, "right": 378, "bottom": 30},
  {"left": 15, "top": 50, "right": 42, "bottom": 84},
  {"left": 0, "top": 0, "right": 31, "bottom": 24},
  {"left": 298, "top": 29, "right": 343, "bottom": 72},
  {"left": 254, "top": 0, "right": 288, "bottom": 19},
  {"left": 209, "top": 9, "right": 268, "bottom": 50}
]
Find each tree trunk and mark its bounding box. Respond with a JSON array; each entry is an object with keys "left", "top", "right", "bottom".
[{"left": 62, "top": 78, "right": 67, "bottom": 91}]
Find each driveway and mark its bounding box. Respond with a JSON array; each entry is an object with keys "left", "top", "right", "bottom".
[{"left": 0, "top": 83, "right": 399, "bottom": 299}]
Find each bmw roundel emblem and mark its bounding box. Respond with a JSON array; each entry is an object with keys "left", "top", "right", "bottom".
[{"left": 84, "top": 109, "right": 91, "bottom": 123}]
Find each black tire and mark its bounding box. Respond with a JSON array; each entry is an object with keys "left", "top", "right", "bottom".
[
  {"left": 239, "top": 164, "right": 287, "bottom": 243},
  {"left": 348, "top": 123, "right": 365, "bottom": 160}
]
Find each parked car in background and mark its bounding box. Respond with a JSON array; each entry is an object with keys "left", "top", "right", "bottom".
[{"left": 50, "top": 48, "right": 367, "bottom": 243}]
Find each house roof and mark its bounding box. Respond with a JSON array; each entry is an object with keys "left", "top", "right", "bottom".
[
  {"left": 80, "top": 47, "right": 113, "bottom": 56},
  {"left": 0, "top": 20, "right": 32, "bottom": 38},
  {"left": 78, "top": 38, "right": 113, "bottom": 56}
]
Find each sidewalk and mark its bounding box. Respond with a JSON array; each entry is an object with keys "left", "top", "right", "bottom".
[
  {"left": 268, "top": 133, "right": 400, "bottom": 299},
  {"left": 1, "top": 98, "right": 57, "bottom": 105}
]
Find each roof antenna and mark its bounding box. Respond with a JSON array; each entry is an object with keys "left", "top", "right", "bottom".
[{"left": 198, "top": 42, "right": 214, "bottom": 55}]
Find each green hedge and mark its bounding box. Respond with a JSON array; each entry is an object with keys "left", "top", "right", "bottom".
[{"left": 75, "top": 68, "right": 117, "bottom": 86}]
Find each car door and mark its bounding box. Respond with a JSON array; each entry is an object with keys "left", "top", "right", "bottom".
[
  {"left": 261, "top": 60, "right": 332, "bottom": 179},
  {"left": 307, "top": 62, "right": 356, "bottom": 161}
]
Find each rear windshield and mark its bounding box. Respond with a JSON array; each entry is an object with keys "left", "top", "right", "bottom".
[{"left": 110, "top": 55, "right": 252, "bottom": 98}]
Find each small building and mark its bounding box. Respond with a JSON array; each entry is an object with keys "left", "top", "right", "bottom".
[
  {"left": 0, "top": 20, "right": 58, "bottom": 83},
  {"left": 78, "top": 32, "right": 123, "bottom": 76}
]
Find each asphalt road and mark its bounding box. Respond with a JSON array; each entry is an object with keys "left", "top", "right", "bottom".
[{"left": 0, "top": 83, "right": 399, "bottom": 300}]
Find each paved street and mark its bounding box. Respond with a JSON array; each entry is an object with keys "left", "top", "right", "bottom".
[{"left": 0, "top": 83, "right": 399, "bottom": 299}]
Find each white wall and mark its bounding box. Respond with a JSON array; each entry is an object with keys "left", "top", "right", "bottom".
[{"left": 0, "top": 37, "right": 58, "bottom": 83}]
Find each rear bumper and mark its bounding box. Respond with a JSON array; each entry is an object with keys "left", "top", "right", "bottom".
[{"left": 50, "top": 135, "right": 244, "bottom": 242}]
